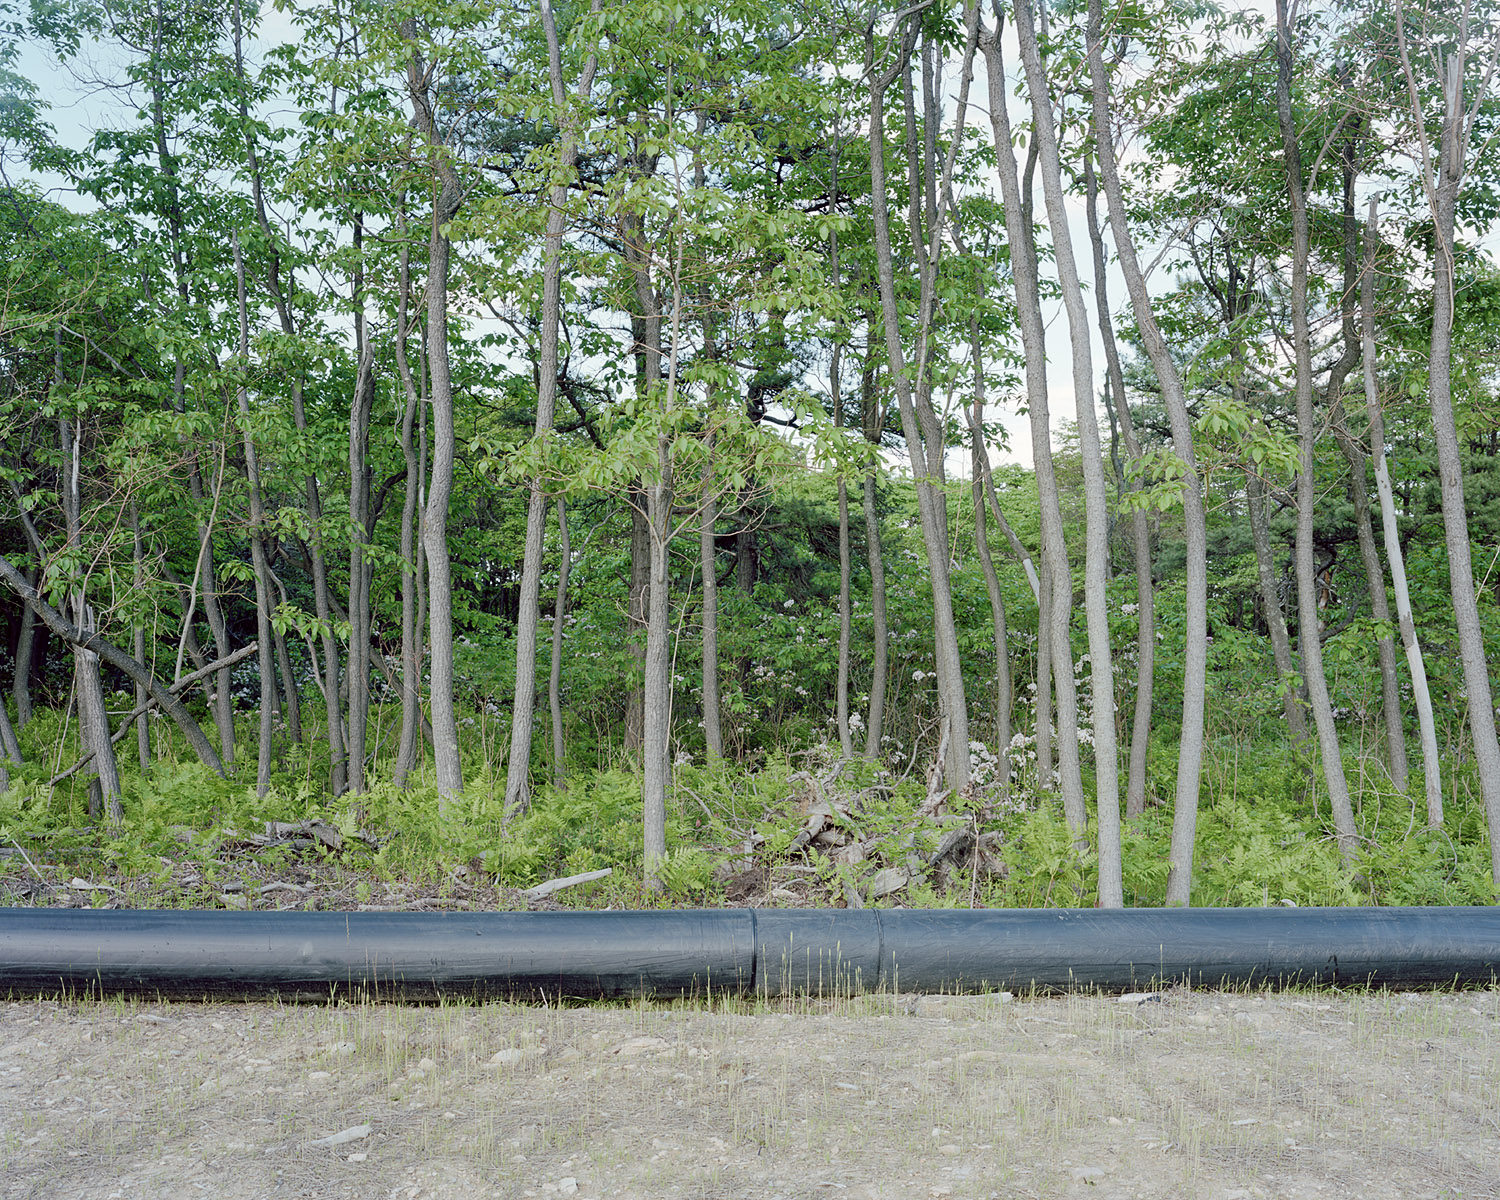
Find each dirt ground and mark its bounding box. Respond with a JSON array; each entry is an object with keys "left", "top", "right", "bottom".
[{"left": 2, "top": 986, "right": 1497, "bottom": 1200}]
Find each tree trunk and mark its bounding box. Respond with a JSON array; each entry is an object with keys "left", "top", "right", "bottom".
[
  {"left": 1246, "top": 470, "right": 1308, "bottom": 743},
  {"left": 868, "top": 22, "right": 971, "bottom": 791},
  {"left": 1326, "top": 136, "right": 1407, "bottom": 790},
  {"left": 1395, "top": 18, "right": 1500, "bottom": 874},
  {"left": 232, "top": 232, "right": 276, "bottom": 798},
  {"left": 12, "top": 569, "right": 34, "bottom": 731},
  {"left": 625, "top": 497, "right": 649, "bottom": 750},
  {"left": 57, "top": 408, "right": 122, "bottom": 829},
  {"left": 979, "top": 6, "right": 1078, "bottom": 823},
  {"left": 1087, "top": 0, "right": 1210, "bottom": 903},
  {"left": 699, "top": 466, "right": 723, "bottom": 761},
  {"left": 550, "top": 497, "right": 571, "bottom": 791},
  {"left": 642, "top": 461, "right": 673, "bottom": 887},
  {"left": 406, "top": 27, "right": 466, "bottom": 806},
  {"left": 970, "top": 345, "right": 1011, "bottom": 793},
  {"left": 860, "top": 355, "right": 889, "bottom": 758},
  {"left": 394, "top": 231, "right": 427, "bottom": 791},
  {"left": 1014, "top": 0, "right": 1121, "bottom": 903},
  {"left": 1362, "top": 200, "right": 1441, "bottom": 824},
  {"left": 1275, "top": 0, "right": 1358, "bottom": 860},
  {"left": 347, "top": 273, "right": 373, "bottom": 796},
  {"left": 130, "top": 507, "right": 151, "bottom": 773},
  {"left": 505, "top": 0, "right": 600, "bottom": 813},
  {"left": 1083, "top": 159, "right": 1154, "bottom": 819},
  {"left": 0, "top": 556, "right": 225, "bottom": 776}
]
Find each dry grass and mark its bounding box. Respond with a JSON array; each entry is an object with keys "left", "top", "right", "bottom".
[{"left": 2, "top": 986, "right": 1498, "bottom": 1199}]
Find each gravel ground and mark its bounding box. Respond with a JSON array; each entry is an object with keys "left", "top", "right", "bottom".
[{"left": 3, "top": 986, "right": 1498, "bottom": 1200}]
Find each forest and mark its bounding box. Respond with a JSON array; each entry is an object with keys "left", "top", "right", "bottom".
[{"left": 0, "top": 0, "right": 1498, "bottom": 911}]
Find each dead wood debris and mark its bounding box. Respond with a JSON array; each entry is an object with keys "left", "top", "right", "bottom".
[{"left": 714, "top": 761, "right": 1010, "bottom": 908}]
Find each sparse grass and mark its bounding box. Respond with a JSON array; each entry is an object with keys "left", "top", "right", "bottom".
[{"left": 6, "top": 984, "right": 1500, "bottom": 1198}]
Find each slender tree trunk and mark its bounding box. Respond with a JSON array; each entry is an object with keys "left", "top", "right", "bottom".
[
  {"left": 12, "top": 569, "right": 34, "bottom": 731},
  {"left": 1395, "top": 14, "right": 1500, "bottom": 871},
  {"left": 0, "top": 689, "right": 19, "bottom": 791},
  {"left": 145, "top": 12, "right": 234, "bottom": 770},
  {"left": 867, "top": 21, "right": 970, "bottom": 791},
  {"left": 699, "top": 464, "right": 723, "bottom": 761},
  {"left": 1325, "top": 137, "right": 1407, "bottom": 789},
  {"left": 979, "top": 6, "right": 1078, "bottom": 823},
  {"left": 1275, "top": 0, "right": 1358, "bottom": 859},
  {"left": 394, "top": 231, "right": 426, "bottom": 791},
  {"left": 550, "top": 497, "right": 571, "bottom": 791},
  {"left": 269, "top": 577, "right": 301, "bottom": 747},
  {"left": 642, "top": 459, "right": 672, "bottom": 885},
  {"left": 1087, "top": 0, "right": 1209, "bottom": 902},
  {"left": 0, "top": 556, "right": 225, "bottom": 775},
  {"left": 1015, "top": 0, "right": 1120, "bottom": 902},
  {"left": 347, "top": 251, "right": 373, "bottom": 796},
  {"left": 505, "top": 0, "right": 600, "bottom": 813},
  {"left": 232, "top": 233, "right": 276, "bottom": 798},
  {"left": 130, "top": 507, "right": 151, "bottom": 773},
  {"left": 57, "top": 409, "right": 122, "bottom": 830},
  {"left": 970, "top": 344, "right": 1011, "bottom": 793},
  {"left": 1084, "top": 159, "right": 1154, "bottom": 819},
  {"left": 1246, "top": 470, "right": 1308, "bottom": 742},
  {"left": 406, "top": 28, "right": 465, "bottom": 806},
  {"left": 859, "top": 355, "right": 889, "bottom": 758},
  {"left": 1362, "top": 201, "right": 1441, "bottom": 824},
  {"left": 625, "top": 498, "right": 649, "bottom": 750}
]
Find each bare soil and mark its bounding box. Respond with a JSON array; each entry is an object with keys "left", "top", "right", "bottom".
[{"left": 3, "top": 986, "right": 1497, "bottom": 1200}]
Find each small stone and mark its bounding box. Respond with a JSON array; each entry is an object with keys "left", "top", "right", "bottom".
[
  {"left": 612, "top": 1036, "right": 669, "bottom": 1057},
  {"left": 1068, "top": 1165, "right": 1109, "bottom": 1183},
  {"left": 1117, "top": 992, "right": 1163, "bottom": 1005},
  {"left": 938, "top": 1144, "right": 960, "bottom": 1156},
  {"left": 417, "top": 1057, "right": 436, "bottom": 1073},
  {"left": 558, "top": 1179, "right": 578, "bottom": 1196},
  {"left": 308, "top": 1124, "right": 371, "bottom": 1148},
  {"left": 957, "top": 1050, "right": 1001, "bottom": 1063},
  {"left": 346, "top": 1153, "right": 367, "bottom": 1162},
  {"left": 307, "top": 1071, "right": 332, "bottom": 1082},
  {"left": 486, "top": 1048, "right": 536, "bottom": 1068}
]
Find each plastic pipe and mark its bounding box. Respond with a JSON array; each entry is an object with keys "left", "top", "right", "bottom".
[{"left": 1, "top": 906, "right": 1496, "bottom": 1000}]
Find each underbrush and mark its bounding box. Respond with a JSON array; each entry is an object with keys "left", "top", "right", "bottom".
[{"left": 0, "top": 709, "right": 1494, "bottom": 910}]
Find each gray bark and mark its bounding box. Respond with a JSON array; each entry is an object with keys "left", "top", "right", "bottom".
[
  {"left": 393, "top": 228, "right": 426, "bottom": 791},
  {"left": 347, "top": 302, "right": 373, "bottom": 796},
  {"left": 130, "top": 507, "right": 151, "bottom": 772},
  {"left": 1362, "top": 200, "right": 1441, "bottom": 825},
  {"left": 550, "top": 498, "right": 571, "bottom": 790},
  {"left": 232, "top": 231, "right": 276, "bottom": 798},
  {"left": 1326, "top": 142, "right": 1406, "bottom": 789},
  {"left": 1394, "top": 13, "right": 1500, "bottom": 873},
  {"left": 860, "top": 355, "right": 889, "bottom": 758},
  {"left": 406, "top": 26, "right": 466, "bottom": 806},
  {"left": 12, "top": 571, "right": 34, "bottom": 730},
  {"left": 1083, "top": 159, "right": 1154, "bottom": 819},
  {"left": 1275, "top": 0, "right": 1358, "bottom": 859},
  {"left": 699, "top": 465, "right": 723, "bottom": 761},
  {"left": 1014, "top": 0, "right": 1121, "bottom": 903},
  {"left": 1087, "top": 0, "right": 1209, "bottom": 903},
  {"left": 970, "top": 340, "right": 1011, "bottom": 793},
  {"left": 505, "top": 0, "right": 600, "bottom": 814},
  {"left": 867, "top": 18, "right": 971, "bottom": 791},
  {"left": 1246, "top": 470, "right": 1307, "bottom": 743},
  {"left": 978, "top": 4, "right": 1077, "bottom": 823}
]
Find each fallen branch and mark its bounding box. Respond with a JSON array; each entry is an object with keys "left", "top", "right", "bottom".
[
  {"left": 522, "top": 867, "right": 612, "bottom": 900},
  {"left": 0, "top": 555, "right": 225, "bottom": 776},
  {"left": 47, "top": 643, "right": 261, "bottom": 787}
]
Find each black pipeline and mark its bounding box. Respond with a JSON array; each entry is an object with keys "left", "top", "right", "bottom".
[{"left": 1, "top": 906, "right": 1497, "bottom": 1000}]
